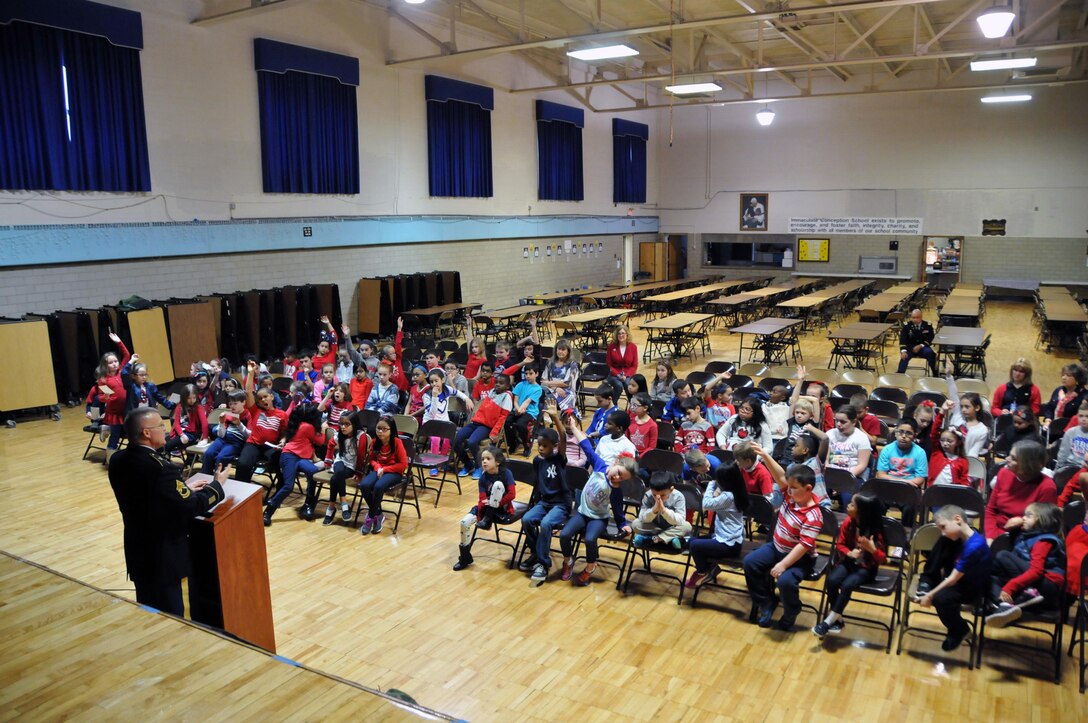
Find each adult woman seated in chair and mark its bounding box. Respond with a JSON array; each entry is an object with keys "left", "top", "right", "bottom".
[
  {"left": 1041, "top": 362, "right": 1088, "bottom": 434},
  {"left": 605, "top": 325, "right": 638, "bottom": 395},
  {"left": 896, "top": 309, "right": 936, "bottom": 376},
  {"left": 991, "top": 357, "right": 1041, "bottom": 417},
  {"left": 984, "top": 440, "right": 1057, "bottom": 544}
]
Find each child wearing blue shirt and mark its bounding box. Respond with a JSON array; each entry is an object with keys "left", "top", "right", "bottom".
[
  {"left": 505, "top": 363, "right": 543, "bottom": 455},
  {"left": 549, "top": 418, "right": 638, "bottom": 588},
  {"left": 875, "top": 417, "right": 929, "bottom": 525}
]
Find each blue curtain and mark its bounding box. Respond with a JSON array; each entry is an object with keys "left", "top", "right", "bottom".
[
  {"left": 427, "top": 99, "right": 493, "bottom": 198},
  {"left": 0, "top": 20, "right": 150, "bottom": 191},
  {"left": 537, "top": 120, "right": 583, "bottom": 201},
  {"left": 257, "top": 70, "right": 359, "bottom": 194},
  {"left": 612, "top": 119, "right": 648, "bottom": 204}
]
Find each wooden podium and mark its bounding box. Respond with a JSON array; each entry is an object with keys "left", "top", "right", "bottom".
[{"left": 187, "top": 476, "right": 276, "bottom": 652}]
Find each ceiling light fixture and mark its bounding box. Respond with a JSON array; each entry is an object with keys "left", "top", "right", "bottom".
[
  {"left": 403, "top": 0, "right": 427, "bottom": 5},
  {"left": 566, "top": 45, "right": 638, "bottom": 61},
  {"left": 980, "top": 93, "right": 1032, "bottom": 103},
  {"left": 664, "top": 81, "right": 722, "bottom": 95},
  {"left": 970, "top": 57, "right": 1037, "bottom": 71},
  {"left": 976, "top": 4, "right": 1016, "bottom": 38},
  {"left": 755, "top": 106, "right": 776, "bottom": 126}
]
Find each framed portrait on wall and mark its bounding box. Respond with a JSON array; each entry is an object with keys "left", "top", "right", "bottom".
[{"left": 740, "top": 193, "right": 768, "bottom": 231}]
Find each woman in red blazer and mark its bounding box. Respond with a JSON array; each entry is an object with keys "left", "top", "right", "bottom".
[{"left": 606, "top": 325, "right": 639, "bottom": 383}]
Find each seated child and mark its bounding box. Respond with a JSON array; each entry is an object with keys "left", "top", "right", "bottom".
[
  {"left": 715, "top": 399, "right": 772, "bottom": 450},
  {"left": 763, "top": 385, "right": 791, "bottom": 444},
  {"left": 518, "top": 407, "right": 572, "bottom": 580},
  {"left": 928, "top": 427, "right": 970, "bottom": 487},
  {"left": 851, "top": 393, "right": 883, "bottom": 446},
  {"left": 662, "top": 379, "right": 697, "bottom": 426},
  {"left": 470, "top": 363, "right": 496, "bottom": 401},
  {"left": 632, "top": 471, "right": 692, "bottom": 549},
  {"left": 683, "top": 448, "right": 719, "bottom": 486},
  {"left": 686, "top": 462, "right": 749, "bottom": 587},
  {"left": 626, "top": 393, "right": 659, "bottom": 457},
  {"left": 594, "top": 409, "right": 638, "bottom": 465},
  {"left": 986, "top": 502, "right": 1066, "bottom": 627},
  {"left": 166, "top": 384, "right": 208, "bottom": 454},
  {"left": 454, "top": 374, "right": 513, "bottom": 479},
  {"left": 812, "top": 493, "right": 887, "bottom": 639},
  {"left": 365, "top": 364, "right": 401, "bottom": 415},
  {"left": 742, "top": 463, "right": 822, "bottom": 631},
  {"left": 505, "top": 363, "right": 543, "bottom": 454},
  {"left": 874, "top": 417, "right": 928, "bottom": 525},
  {"left": 444, "top": 360, "right": 469, "bottom": 397},
  {"left": 201, "top": 390, "right": 250, "bottom": 473},
  {"left": 675, "top": 397, "right": 716, "bottom": 454},
  {"left": 585, "top": 385, "right": 617, "bottom": 443},
  {"left": 321, "top": 411, "right": 370, "bottom": 525},
  {"left": 553, "top": 418, "right": 637, "bottom": 588},
  {"left": 915, "top": 505, "right": 992, "bottom": 652},
  {"left": 349, "top": 364, "right": 373, "bottom": 411},
  {"left": 453, "top": 446, "right": 517, "bottom": 571},
  {"left": 735, "top": 441, "right": 779, "bottom": 506}
]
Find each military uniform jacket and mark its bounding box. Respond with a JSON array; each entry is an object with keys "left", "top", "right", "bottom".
[
  {"left": 899, "top": 320, "right": 935, "bottom": 353},
  {"left": 108, "top": 444, "right": 224, "bottom": 582}
]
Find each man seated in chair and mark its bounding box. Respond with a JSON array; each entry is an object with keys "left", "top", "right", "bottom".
[{"left": 897, "top": 308, "right": 937, "bottom": 376}]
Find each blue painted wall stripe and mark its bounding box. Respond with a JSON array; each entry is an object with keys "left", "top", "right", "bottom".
[{"left": 0, "top": 214, "right": 658, "bottom": 267}]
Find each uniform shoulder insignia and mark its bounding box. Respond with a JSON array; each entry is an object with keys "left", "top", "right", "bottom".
[{"left": 176, "top": 480, "right": 191, "bottom": 499}]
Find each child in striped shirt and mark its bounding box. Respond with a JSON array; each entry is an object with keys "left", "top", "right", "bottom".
[{"left": 742, "top": 462, "right": 823, "bottom": 632}]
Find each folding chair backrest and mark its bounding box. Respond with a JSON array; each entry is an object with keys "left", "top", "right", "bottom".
[
  {"left": 393, "top": 414, "right": 419, "bottom": 439},
  {"left": 640, "top": 449, "right": 685, "bottom": 477},
  {"left": 507, "top": 458, "right": 537, "bottom": 486},
  {"left": 921, "top": 484, "right": 985, "bottom": 522},
  {"left": 736, "top": 362, "right": 768, "bottom": 377},
  {"left": 709, "top": 448, "right": 734, "bottom": 466},
  {"left": 727, "top": 374, "right": 753, "bottom": 389},
  {"left": 704, "top": 360, "right": 736, "bottom": 375},
  {"left": 859, "top": 478, "right": 922, "bottom": 511},
  {"left": 989, "top": 533, "right": 1013, "bottom": 555},
  {"left": 745, "top": 495, "right": 777, "bottom": 530},
  {"left": 417, "top": 419, "right": 456, "bottom": 443},
  {"left": 908, "top": 391, "right": 947, "bottom": 408},
  {"left": 685, "top": 371, "right": 715, "bottom": 388},
  {"left": 357, "top": 408, "right": 381, "bottom": 434},
  {"left": 1063, "top": 499, "right": 1085, "bottom": 534},
  {"left": 824, "top": 467, "right": 860, "bottom": 496},
  {"left": 870, "top": 386, "right": 909, "bottom": 405},
  {"left": 677, "top": 482, "right": 703, "bottom": 517},
  {"left": 840, "top": 370, "right": 877, "bottom": 388},
  {"left": 767, "top": 365, "right": 799, "bottom": 380},
  {"left": 621, "top": 475, "right": 648, "bottom": 508},
  {"left": 565, "top": 465, "right": 589, "bottom": 492},
  {"left": 878, "top": 373, "right": 914, "bottom": 391},
  {"left": 867, "top": 399, "right": 903, "bottom": 422},
  {"left": 804, "top": 368, "right": 840, "bottom": 387},
  {"left": 758, "top": 377, "right": 790, "bottom": 394},
  {"left": 831, "top": 383, "right": 867, "bottom": 400},
  {"left": 967, "top": 456, "right": 988, "bottom": 481},
  {"left": 913, "top": 377, "right": 947, "bottom": 393}
]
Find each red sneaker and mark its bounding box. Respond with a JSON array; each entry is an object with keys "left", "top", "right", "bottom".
[
  {"left": 560, "top": 561, "right": 572, "bottom": 581},
  {"left": 572, "top": 568, "right": 593, "bottom": 587},
  {"left": 685, "top": 572, "right": 706, "bottom": 589}
]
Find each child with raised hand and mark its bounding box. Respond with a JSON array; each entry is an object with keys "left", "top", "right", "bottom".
[
  {"left": 632, "top": 471, "right": 692, "bottom": 549},
  {"left": 985, "top": 502, "right": 1066, "bottom": 627},
  {"left": 742, "top": 461, "right": 822, "bottom": 632},
  {"left": 650, "top": 359, "right": 677, "bottom": 404},
  {"left": 686, "top": 462, "right": 749, "bottom": 588},
  {"left": 311, "top": 315, "right": 339, "bottom": 370},
  {"left": 704, "top": 382, "right": 735, "bottom": 428},
  {"left": 266, "top": 402, "right": 326, "bottom": 525},
  {"left": 464, "top": 336, "right": 487, "bottom": 380},
  {"left": 340, "top": 322, "right": 379, "bottom": 377},
  {"left": 235, "top": 361, "right": 288, "bottom": 482},
  {"left": 379, "top": 317, "right": 410, "bottom": 392},
  {"left": 87, "top": 330, "right": 131, "bottom": 455},
  {"left": 595, "top": 409, "right": 638, "bottom": 465},
  {"left": 165, "top": 384, "right": 209, "bottom": 454},
  {"left": 554, "top": 417, "right": 637, "bottom": 588},
  {"left": 357, "top": 415, "right": 409, "bottom": 535},
  {"left": 716, "top": 399, "right": 773, "bottom": 451},
  {"left": 406, "top": 364, "right": 429, "bottom": 421},
  {"left": 790, "top": 365, "right": 833, "bottom": 431},
  {"left": 675, "top": 397, "right": 716, "bottom": 454},
  {"left": 321, "top": 411, "right": 370, "bottom": 526},
  {"left": 453, "top": 446, "right": 517, "bottom": 571},
  {"left": 626, "top": 392, "right": 659, "bottom": 457},
  {"left": 505, "top": 362, "right": 544, "bottom": 455},
  {"left": 124, "top": 362, "right": 174, "bottom": 415},
  {"left": 201, "top": 389, "right": 250, "bottom": 474},
  {"left": 941, "top": 368, "right": 990, "bottom": 458},
  {"left": 365, "top": 364, "right": 401, "bottom": 415},
  {"left": 929, "top": 425, "right": 970, "bottom": 487},
  {"left": 915, "top": 505, "right": 992, "bottom": 653},
  {"left": 454, "top": 374, "right": 514, "bottom": 480},
  {"left": 777, "top": 397, "right": 820, "bottom": 466},
  {"left": 518, "top": 403, "right": 573, "bottom": 580},
  {"left": 813, "top": 493, "right": 887, "bottom": 639}
]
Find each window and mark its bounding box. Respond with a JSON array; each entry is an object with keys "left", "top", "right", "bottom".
[
  {"left": 254, "top": 39, "right": 359, "bottom": 194},
  {"left": 612, "top": 118, "right": 647, "bottom": 204},
  {"left": 0, "top": 1, "right": 150, "bottom": 191},
  {"left": 536, "top": 100, "right": 583, "bottom": 201},
  {"left": 703, "top": 235, "right": 796, "bottom": 268},
  {"left": 425, "top": 75, "right": 493, "bottom": 198}
]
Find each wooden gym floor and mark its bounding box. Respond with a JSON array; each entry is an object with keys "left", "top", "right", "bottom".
[{"left": 1, "top": 299, "right": 1085, "bottom": 721}]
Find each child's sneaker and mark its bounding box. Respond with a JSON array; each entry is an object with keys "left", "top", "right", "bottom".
[
  {"left": 572, "top": 568, "right": 593, "bottom": 587},
  {"left": 359, "top": 516, "right": 373, "bottom": 535},
  {"left": 99, "top": 426, "right": 109, "bottom": 442},
  {"left": 685, "top": 571, "right": 706, "bottom": 589},
  {"left": 530, "top": 563, "right": 547, "bottom": 587},
  {"left": 812, "top": 621, "right": 830, "bottom": 639},
  {"left": 372, "top": 514, "right": 385, "bottom": 534},
  {"left": 940, "top": 628, "right": 970, "bottom": 651},
  {"left": 429, "top": 468, "right": 439, "bottom": 477},
  {"left": 828, "top": 619, "right": 845, "bottom": 634},
  {"left": 341, "top": 503, "right": 351, "bottom": 522},
  {"left": 457, "top": 467, "right": 471, "bottom": 477},
  {"left": 560, "top": 561, "right": 572, "bottom": 581},
  {"left": 632, "top": 534, "right": 652, "bottom": 548},
  {"left": 323, "top": 507, "right": 335, "bottom": 526},
  {"left": 986, "top": 602, "right": 1022, "bottom": 628},
  {"left": 669, "top": 537, "right": 684, "bottom": 550},
  {"left": 518, "top": 556, "right": 537, "bottom": 573},
  {"left": 1014, "top": 588, "right": 1045, "bottom": 609},
  {"left": 471, "top": 468, "right": 482, "bottom": 480}
]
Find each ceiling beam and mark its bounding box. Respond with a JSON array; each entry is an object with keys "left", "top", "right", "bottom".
[
  {"left": 508, "top": 37, "right": 1088, "bottom": 93},
  {"left": 387, "top": 0, "right": 951, "bottom": 65},
  {"left": 191, "top": 0, "right": 310, "bottom": 26}
]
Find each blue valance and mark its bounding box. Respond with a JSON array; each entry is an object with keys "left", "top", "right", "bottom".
[
  {"left": 254, "top": 38, "right": 359, "bottom": 86},
  {"left": 425, "top": 75, "right": 494, "bottom": 111},
  {"left": 612, "top": 118, "right": 649, "bottom": 141},
  {"left": 536, "top": 100, "right": 584, "bottom": 128},
  {"left": 0, "top": 0, "right": 142, "bottom": 49}
]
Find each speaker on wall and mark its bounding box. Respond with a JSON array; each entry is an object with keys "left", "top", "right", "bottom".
[{"left": 889, "top": 239, "right": 899, "bottom": 251}]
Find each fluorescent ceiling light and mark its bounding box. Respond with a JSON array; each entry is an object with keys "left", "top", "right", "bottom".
[
  {"left": 970, "top": 57, "right": 1036, "bottom": 71},
  {"left": 566, "top": 45, "right": 638, "bottom": 61},
  {"left": 665, "top": 82, "right": 722, "bottom": 95},
  {"left": 980, "top": 93, "right": 1032, "bottom": 103},
  {"left": 755, "top": 106, "right": 776, "bottom": 126},
  {"left": 977, "top": 7, "right": 1015, "bottom": 38},
  {"left": 403, "top": 0, "right": 426, "bottom": 4}
]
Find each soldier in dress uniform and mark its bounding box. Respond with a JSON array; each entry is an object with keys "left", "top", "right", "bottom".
[{"left": 108, "top": 406, "right": 227, "bottom": 616}]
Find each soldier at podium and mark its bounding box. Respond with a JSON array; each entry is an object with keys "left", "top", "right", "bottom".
[{"left": 108, "top": 407, "right": 227, "bottom": 616}]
